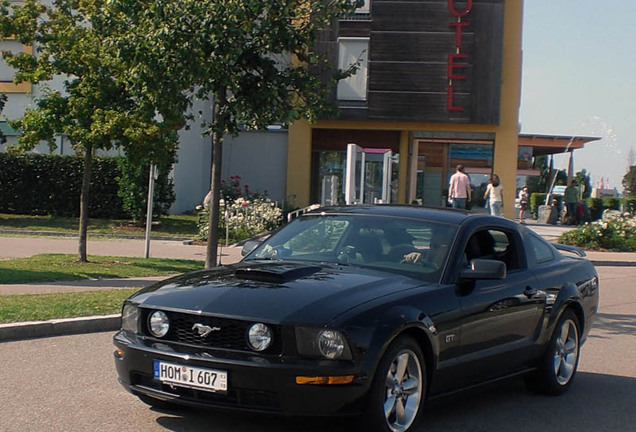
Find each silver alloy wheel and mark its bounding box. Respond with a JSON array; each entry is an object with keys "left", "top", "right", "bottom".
[
  {"left": 552, "top": 318, "right": 579, "bottom": 385},
  {"left": 383, "top": 349, "right": 423, "bottom": 432}
]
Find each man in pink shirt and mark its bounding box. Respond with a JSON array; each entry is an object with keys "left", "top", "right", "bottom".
[{"left": 448, "top": 164, "right": 472, "bottom": 209}]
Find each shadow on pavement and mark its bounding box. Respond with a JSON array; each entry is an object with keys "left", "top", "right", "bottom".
[{"left": 147, "top": 372, "right": 635, "bottom": 432}]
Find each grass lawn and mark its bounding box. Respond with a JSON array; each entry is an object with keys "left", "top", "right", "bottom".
[
  {"left": 0, "top": 213, "right": 199, "bottom": 238},
  {"left": 0, "top": 289, "right": 138, "bottom": 323},
  {"left": 0, "top": 253, "right": 204, "bottom": 284}
]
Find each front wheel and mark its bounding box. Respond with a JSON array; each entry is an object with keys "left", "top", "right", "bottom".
[
  {"left": 526, "top": 309, "right": 581, "bottom": 395},
  {"left": 363, "top": 336, "right": 426, "bottom": 432}
]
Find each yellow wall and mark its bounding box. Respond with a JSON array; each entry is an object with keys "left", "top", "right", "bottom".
[
  {"left": 286, "top": 0, "right": 523, "bottom": 217},
  {"left": 286, "top": 120, "right": 312, "bottom": 208},
  {"left": 493, "top": 0, "right": 523, "bottom": 219}
]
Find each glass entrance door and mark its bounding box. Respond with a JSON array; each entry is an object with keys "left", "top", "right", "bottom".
[{"left": 345, "top": 144, "right": 393, "bottom": 204}]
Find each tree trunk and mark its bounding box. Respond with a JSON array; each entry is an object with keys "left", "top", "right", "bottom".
[
  {"left": 205, "top": 131, "right": 223, "bottom": 268},
  {"left": 78, "top": 146, "right": 93, "bottom": 262},
  {"left": 205, "top": 91, "right": 227, "bottom": 269}
]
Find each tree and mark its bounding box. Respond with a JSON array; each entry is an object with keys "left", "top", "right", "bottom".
[
  {"left": 0, "top": 0, "right": 181, "bottom": 261},
  {"left": 0, "top": 93, "right": 6, "bottom": 145},
  {"left": 574, "top": 169, "right": 592, "bottom": 199},
  {"left": 109, "top": 0, "right": 360, "bottom": 268},
  {"left": 623, "top": 166, "right": 636, "bottom": 197}
]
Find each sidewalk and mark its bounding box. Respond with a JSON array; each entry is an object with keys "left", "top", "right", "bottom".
[{"left": 1, "top": 226, "right": 634, "bottom": 342}]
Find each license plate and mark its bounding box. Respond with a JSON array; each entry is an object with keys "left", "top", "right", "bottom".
[{"left": 153, "top": 360, "right": 228, "bottom": 393}]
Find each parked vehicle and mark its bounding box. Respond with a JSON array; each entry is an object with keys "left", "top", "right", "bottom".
[{"left": 114, "top": 205, "right": 599, "bottom": 432}]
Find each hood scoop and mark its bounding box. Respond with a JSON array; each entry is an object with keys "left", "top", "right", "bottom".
[{"left": 235, "top": 264, "right": 322, "bottom": 284}]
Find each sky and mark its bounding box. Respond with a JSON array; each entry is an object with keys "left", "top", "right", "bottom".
[{"left": 520, "top": 0, "right": 636, "bottom": 192}]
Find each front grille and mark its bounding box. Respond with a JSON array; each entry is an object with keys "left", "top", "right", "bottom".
[
  {"left": 133, "top": 373, "right": 281, "bottom": 411},
  {"left": 141, "top": 309, "right": 282, "bottom": 354}
]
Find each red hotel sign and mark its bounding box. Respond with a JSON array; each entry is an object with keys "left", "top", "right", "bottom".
[{"left": 447, "top": 0, "right": 472, "bottom": 112}]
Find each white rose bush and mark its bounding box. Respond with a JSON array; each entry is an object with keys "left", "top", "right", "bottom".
[
  {"left": 196, "top": 176, "right": 282, "bottom": 244},
  {"left": 559, "top": 214, "right": 636, "bottom": 251}
]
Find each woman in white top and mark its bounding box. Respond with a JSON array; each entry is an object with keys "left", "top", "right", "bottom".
[{"left": 484, "top": 174, "right": 504, "bottom": 216}]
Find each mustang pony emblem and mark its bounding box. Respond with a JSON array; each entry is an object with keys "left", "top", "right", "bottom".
[{"left": 192, "top": 323, "right": 221, "bottom": 338}]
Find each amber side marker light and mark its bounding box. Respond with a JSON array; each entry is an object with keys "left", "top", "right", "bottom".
[
  {"left": 114, "top": 348, "right": 124, "bottom": 359},
  {"left": 296, "top": 375, "right": 354, "bottom": 385}
]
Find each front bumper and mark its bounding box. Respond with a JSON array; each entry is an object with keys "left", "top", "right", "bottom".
[{"left": 113, "top": 330, "right": 369, "bottom": 416}]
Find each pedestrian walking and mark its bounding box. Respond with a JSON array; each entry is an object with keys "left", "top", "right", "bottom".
[
  {"left": 484, "top": 174, "right": 504, "bottom": 216},
  {"left": 448, "top": 164, "right": 472, "bottom": 209},
  {"left": 518, "top": 185, "right": 529, "bottom": 223}
]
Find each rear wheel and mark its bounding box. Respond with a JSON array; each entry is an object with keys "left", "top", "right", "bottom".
[
  {"left": 363, "top": 336, "right": 426, "bottom": 432},
  {"left": 526, "top": 309, "right": 580, "bottom": 395}
]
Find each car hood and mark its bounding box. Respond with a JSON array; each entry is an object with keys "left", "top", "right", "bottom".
[{"left": 128, "top": 260, "right": 426, "bottom": 325}]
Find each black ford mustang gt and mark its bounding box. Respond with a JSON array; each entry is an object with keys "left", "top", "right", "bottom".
[{"left": 113, "top": 205, "right": 599, "bottom": 432}]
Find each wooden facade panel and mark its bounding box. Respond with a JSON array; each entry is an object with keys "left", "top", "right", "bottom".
[
  {"left": 370, "top": 32, "right": 474, "bottom": 63},
  {"left": 326, "top": 0, "right": 504, "bottom": 125},
  {"left": 368, "top": 62, "right": 472, "bottom": 93},
  {"left": 339, "top": 20, "right": 372, "bottom": 37},
  {"left": 372, "top": 1, "right": 450, "bottom": 32},
  {"left": 367, "top": 91, "right": 471, "bottom": 123}
]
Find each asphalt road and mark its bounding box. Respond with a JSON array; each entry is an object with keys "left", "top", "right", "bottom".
[{"left": 0, "top": 266, "right": 634, "bottom": 432}]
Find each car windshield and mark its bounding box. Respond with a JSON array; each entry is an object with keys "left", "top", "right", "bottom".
[{"left": 246, "top": 214, "right": 457, "bottom": 282}]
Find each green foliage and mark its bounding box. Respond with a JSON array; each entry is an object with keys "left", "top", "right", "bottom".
[
  {"left": 585, "top": 198, "right": 603, "bottom": 221},
  {"left": 622, "top": 166, "right": 636, "bottom": 196},
  {"left": 117, "top": 145, "right": 177, "bottom": 223},
  {"left": 601, "top": 197, "right": 620, "bottom": 211},
  {"left": 559, "top": 216, "right": 636, "bottom": 251},
  {"left": 0, "top": 153, "right": 175, "bottom": 218},
  {"left": 0, "top": 153, "right": 124, "bottom": 218},
  {"left": 574, "top": 169, "right": 592, "bottom": 199},
  {"left": 622, "top": 196, "right": 636, "bottom": 214}
]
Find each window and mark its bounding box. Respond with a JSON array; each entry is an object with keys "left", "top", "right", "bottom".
[
  {"left": 465, "top": 229, "right": 524, "bottom": 271},
  {"left": 528, "top": 234, "right": 554, "bottom": 264},
  {"left": 337, "top": 38, "right": 369, "bottom": 102}
]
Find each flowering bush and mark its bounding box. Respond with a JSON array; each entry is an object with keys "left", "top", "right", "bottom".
[
  {"left": 559, "top": 214, "right": 636, "bottom": 251},
  {"left": 196, "top": 175, "right": 282, "bottom": 244}
]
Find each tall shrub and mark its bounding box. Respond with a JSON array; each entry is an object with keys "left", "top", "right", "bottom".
[{"left": 117, "top": 151, "right": 177, "bottom": 223}]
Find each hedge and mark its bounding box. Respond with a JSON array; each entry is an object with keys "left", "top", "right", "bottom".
[{"left": 0, "top": 153, "right": 173, "bottom": 219}]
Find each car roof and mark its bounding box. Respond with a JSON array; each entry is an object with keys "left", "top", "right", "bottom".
[{"left": 303, "top": 204, "right": 472, "bottom": 225}]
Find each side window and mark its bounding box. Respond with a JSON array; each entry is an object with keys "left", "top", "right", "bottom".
[
  {"left": 464, "top": 229, "right": 524, "bottom": 271},
  {"left": 528, "top": 234, "right": 555, "bottom": 264}
]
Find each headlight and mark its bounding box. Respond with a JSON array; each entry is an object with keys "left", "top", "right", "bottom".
[
  {"left": 148, "top": 310, "right": 170, "bottom": 338},
  {"left": 247, "top": 323, "right": 273, "bottom": 351},
  {"left": 296, "top": 328, "right": 352, "bottom": 360},
  {"left": 121, "top": 303, "right": 139, "bottom": 334}
]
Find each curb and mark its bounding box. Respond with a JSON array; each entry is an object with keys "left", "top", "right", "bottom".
[
  {"left": 590, "top": 260, "right": 636, "bottom": 267},
  {"left": 0, "top": 314, "right": 120, "bottom": 342}
]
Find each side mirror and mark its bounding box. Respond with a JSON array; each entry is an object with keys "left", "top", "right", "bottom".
[
  {"left": 241, "top": 240, "right": 261, "bottom": 257},
  {"left": 459, "top": 259, "right": 506, "bottom": 280}
]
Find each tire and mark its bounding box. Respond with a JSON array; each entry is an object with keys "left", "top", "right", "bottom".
[
  {"left": 363, "top": 336, "right": 426, "bottom": 432},
  {"left": 526, "top": 309, "right": 581, "bottom": 395}
]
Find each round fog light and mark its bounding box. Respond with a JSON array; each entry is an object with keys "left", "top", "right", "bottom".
[
  {"left": 148, "top": 311, "right": 170, "bottom": 337},
  {"left": 247, "top": 323, "right": 272, "bottom": 351}
]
